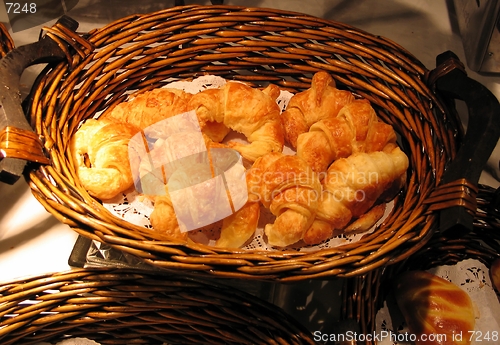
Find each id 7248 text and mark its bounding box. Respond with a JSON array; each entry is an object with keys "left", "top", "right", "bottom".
[
  {"left": 464, "top": 330, "right": 499, "bottom": 342},
  {"left": 5, "top": 3, "right": 37, "bottom": 13}
]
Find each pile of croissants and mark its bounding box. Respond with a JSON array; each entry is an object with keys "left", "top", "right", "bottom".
[{"left": 72, "top": 71, "right": 409, "bottom": 248}]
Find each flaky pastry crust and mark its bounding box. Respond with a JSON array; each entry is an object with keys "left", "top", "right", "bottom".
[
  {"left": 281, "top": 71, "right": 354, "bottom": 149},
  {"left": 72, "top": 118, "right": 140, "bottom": 200},
  {"left": 297, "top": 99, "right": 397, "bottom": 173},
  {"left": 303, "top": 144, "right": 409, "bottom": 245},
  {"left": 189, "top": 82, "right": 284, "bottom": 162}
]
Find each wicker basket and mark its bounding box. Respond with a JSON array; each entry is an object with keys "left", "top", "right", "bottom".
[
  {"left": 2, "top": 5, "right": 498, "bottom": 281},
  {"left": 0, "top": 23, "right": 14, "bottom": 58},
  {"left": 0, "top": 268, "right": 316, "bottom": 345},
  {"left": 341, "top": 184, "right": 500, "bottom": 345}
]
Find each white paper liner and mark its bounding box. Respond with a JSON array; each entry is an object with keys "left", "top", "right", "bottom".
[
  {"left": 101, "top": 75, "right": 394, "bottom": 251},
  {"left": 375, "top": 259, "right": 500, "bottom": 345}
]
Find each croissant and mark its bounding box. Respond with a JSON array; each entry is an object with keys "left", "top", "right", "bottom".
[
  {"left": 149, "top": 192, "right": 188, "bottom": 241},
  {"left": 146, "top": 159, "right": 228, "bottom": 242},
  {"left": 189, "top": 81, "right": 284, "bottom": 162},
  {"left": 72, "top": 118, "right": 140, "bottom": 200},
  {"left": 150, "top": 194, "right": 260, "bottom": 246},
  {"left": 249, "top": 152, "right": 322, "bottom": 247},
  {"left": 136, "top": 154, "right": 187, "bottom": 241},
  {"left": 102, "top": 88, "right": 192, "bottom": 135},
  {"left": 138, "top": 129, "right": 259, "bottom": 246},
  {"left": 149, "top": 178, "right": 260, "bottom": 247},
  {"left": 302, "top": 144, "right": 409, "bottom": 245},
  {"left": 215, "top": 201, "right": 260, "bottom": 248},
  {"left": 297, "top": 99, "right": 397, "bottom": 173},
  {"left": 281, "top": 71, "right": 355, "bottom": 149},
  {"left": 394, "top": 270, "right": 476, "bottom": 345}
]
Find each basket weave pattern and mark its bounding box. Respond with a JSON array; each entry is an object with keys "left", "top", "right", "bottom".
[
  {"left": 0, "top": 268, "right": 315, "bottom": 344},
  {"left": 23, "top": 5, "right": 462, "bottom": 281}
]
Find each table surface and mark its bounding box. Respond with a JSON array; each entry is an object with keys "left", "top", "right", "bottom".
[{"left": 1, "top": 0, "right": 499, "bottom": 326}]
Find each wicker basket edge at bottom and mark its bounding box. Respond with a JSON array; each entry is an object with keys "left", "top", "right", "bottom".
[{"left": 0, "top": 267, "right": 317, "bottom": 345}]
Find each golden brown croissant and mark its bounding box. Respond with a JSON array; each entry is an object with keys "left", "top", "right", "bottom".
[
  {"left": 302, "top": 144, "right": 409, "bottom": 245},
  {"left": 139, "top": 131, "right": 259, "bottom": 246},
  {"left": 136, "top": 148, "right": 186, "bottom": 241},
  {"left": 103, "top": 87, "right": 232, "bottom": 143},
  {"left": 297, "top": 99, "right": 397, "bottom": 173},
  {"left": 281, "top": 71, "right": 354, "bottom": 149},
  {"left": 249, "top": 152, "right": 322, "bottom": 247},
  {"left": 189, "top": 81, "right": 284, "bottom": 162},
  {"left": 72, "top": 118, "right": 140, "bottom": 200},
  {"left": 394, "top": 270, "right": 476, "bottom": 345},
  {"left": 102, "top": 88, "right": 193, "bottom": 135},
  {"left": 213, "top": 152, "right": 263, "bottom": 248},
  {"left": 215, "top": 201, "right": 260, "bottom": 248},
  {"left": 149, "top": 181, "right": 260, "bottom": 247},
  {"left": 149, "top": 191, "right": 188, "bottom": 241},
  {"left": 72, "top": 88, "right": 197, "bottom": 202},
  {"left": 151, "top": 194, "right": 260, "bottom": 246},
  {"left": 146, "top": 160, "right": 226, "bottom": 242},
  {"left": 139, "top": 137, "right": 216, "bottom": 237}
]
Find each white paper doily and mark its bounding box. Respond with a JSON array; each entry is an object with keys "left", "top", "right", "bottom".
[
  {"left": 375, "top": 259, "right": 500, "bottom": 345},
  {"left": 101, "top": 75, "right": 393, "bottom": 251}
]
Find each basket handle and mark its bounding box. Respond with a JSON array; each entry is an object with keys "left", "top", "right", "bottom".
[
  {"left": 0, "top": 16, "right": 79, "bottom": 185},
  {"left": 427, "top": 51, "right": 500, "bottom": 237}
]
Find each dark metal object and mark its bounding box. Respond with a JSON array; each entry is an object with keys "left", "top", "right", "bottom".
[
  {"left": 0, "top": 16, "right": 79, "bottom": 184},
  {"left": 430, "top": 50, "right": 500, "bottom": 236},
  {"left": 452, "top": 0, "right": 500, "bottom": 73}
]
